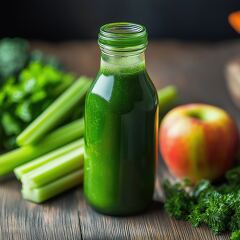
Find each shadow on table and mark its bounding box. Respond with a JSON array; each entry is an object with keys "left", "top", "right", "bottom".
[{"left": 0, "top": 173, "right": 16, "bottom": 183}]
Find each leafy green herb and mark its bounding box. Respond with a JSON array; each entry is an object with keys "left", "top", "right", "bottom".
[
  {"left": 163, "top": 179, "right": 193, "bottom": 220},
  {"left": 163, "top": 167, "right": 240, "bottom": 238},
  {"left": 17, "top": 77, "right": 91, "bottom": 145},
  {"left": 0, "top": 61, "right": 75, "bottom": 151}
]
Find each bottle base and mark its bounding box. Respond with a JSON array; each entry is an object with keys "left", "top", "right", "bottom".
[{"left": 85, "top": 197, "right": 153, "bottom": 216}]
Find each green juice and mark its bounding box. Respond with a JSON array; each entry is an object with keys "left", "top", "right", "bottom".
[{"left": 84, "top": 22, "right": 159, "bottom": 215}]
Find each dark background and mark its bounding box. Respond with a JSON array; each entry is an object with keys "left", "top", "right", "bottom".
[{"left": 1, "top": 0, "right": 240, "bottom": 41}]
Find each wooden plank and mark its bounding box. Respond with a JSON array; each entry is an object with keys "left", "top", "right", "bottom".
[{"left": 0, "top": 178, "right": 82, "bottom": 240}]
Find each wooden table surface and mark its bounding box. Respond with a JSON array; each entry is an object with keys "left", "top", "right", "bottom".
[{"left": 1, "top": 40, "right": 240, "bottom": 240}]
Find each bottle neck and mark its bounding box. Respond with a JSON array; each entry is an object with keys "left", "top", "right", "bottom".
[{"left": 100, "top": 51, "right": 146, "bottom": 74}]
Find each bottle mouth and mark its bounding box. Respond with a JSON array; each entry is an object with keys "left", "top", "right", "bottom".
[{"left": 98, "top": 22, "right": 148, "bottom": 55}]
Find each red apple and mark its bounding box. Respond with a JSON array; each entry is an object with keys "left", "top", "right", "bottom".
[{"left": 160, "top": 104, "right": 239, "bottom": 183}]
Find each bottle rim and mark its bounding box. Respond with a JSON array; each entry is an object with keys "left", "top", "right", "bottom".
[{"left": 98, "top": 22, "right": 148, "bottom": 54}]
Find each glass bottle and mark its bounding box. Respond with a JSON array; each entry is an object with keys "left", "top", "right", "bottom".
[{"left": 84, "top": 22, "right": 159, "bottom": 215}]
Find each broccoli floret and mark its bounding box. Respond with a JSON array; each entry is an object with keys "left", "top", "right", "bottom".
[{"left": 0, "top": 38, "right": 29, "bottom": 80}]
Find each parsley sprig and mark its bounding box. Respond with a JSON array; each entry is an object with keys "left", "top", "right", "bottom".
[{"left": 163, "top": 167, "right": 240, "bottom": 239}]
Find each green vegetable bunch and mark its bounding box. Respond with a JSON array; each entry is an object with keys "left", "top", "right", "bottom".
[
  {"left": 0, "top": 61, "right": 74, "bottom": 151},
  {"left": 163, "top": 167, "right": 240, "bottom": 239}
]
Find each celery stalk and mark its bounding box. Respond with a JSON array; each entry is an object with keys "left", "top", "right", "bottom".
[
  {"left": 17, "top": 77, "right": 91, "bottom": 145},
  {"left": 0, "top": 118, "right": 84, "bottom": 176},
  {"left": 21, "top": 147, "right": 84, "bottom": 188},
  {"left": 14, "top": 139, "right": 84, "bottom": 180},
  {"left": 22, "top": 169, "right": 83, "bottom": 203},
  {"left": 158, "top": 85, "right": 178, "bottom": 118}
]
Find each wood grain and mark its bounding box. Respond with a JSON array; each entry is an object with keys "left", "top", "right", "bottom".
[
  {"left": 2, "top": 40, "right": 240, "bottom": 239},
  {"left": 78, "top": 189, "right": 229, "bottom": 240},
  {"left": 0, "top": 179, "right": 82, "bottom": 240},
  {"left": 78, "top": 159, "right": 229, "bottom": 240}
]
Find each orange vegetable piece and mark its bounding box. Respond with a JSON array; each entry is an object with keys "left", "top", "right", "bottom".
[{"left": 229, "top": 11, "right": 240, "bottom": 33}]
